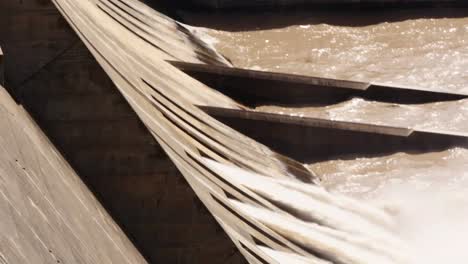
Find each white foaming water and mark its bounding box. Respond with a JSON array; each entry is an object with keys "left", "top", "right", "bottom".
[
  {"left": 185, "top": 9, "right": 468, "bottom": 263},
  {"left": 371, "top": 175, "right": 468, "bottom": 264},
  {"left": 257, "top": 98, "right": 468, "bottom": 134},
  {"left": 203, "top": 155, "right": 468, "bottom": 263},
  {"left": 313, "top": 148, "right": 468, "bottom": 263},
  {"left": 202, "top": 158, "right": 410, "bottom": 263}
]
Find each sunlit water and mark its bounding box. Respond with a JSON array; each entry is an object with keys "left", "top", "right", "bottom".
[
  {"left": 308, "top": 148, "right": 468, "bottom": 263},
  {"left": 188, "top": 9, "right": 468, "bottom": 263},
  {"left": 191, "top": 10, "right": 468, "bottom": 93},
  {"left": 257, "top": 97, "right": 468, "bottom": 133}
]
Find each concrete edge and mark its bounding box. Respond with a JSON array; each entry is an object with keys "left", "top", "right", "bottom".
[{"left": 0, "top": 46, "right": 4, "bottom": 85}]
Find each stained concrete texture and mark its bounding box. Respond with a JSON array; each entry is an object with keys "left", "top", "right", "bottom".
[
  {"left": 0, "top": 1, "right": 247, "bottom": 263},
  {"left": 0, "top": 85, "right": 147, "bottom": 264},
  {"left": 0, "top": 47, "right": 4, "bottom": 85}
]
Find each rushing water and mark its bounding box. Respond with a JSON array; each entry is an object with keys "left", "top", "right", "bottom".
[
  {"left": 188, "top": 8, "right": 468, "bottom": 93},
  {"left": 187, "top": 7, "right": 468, "bottom": 174},
  {"left": 187, "top": 7, "right": 468, "bottom": 263},
  {"left": 188, "top": 8, "right": 468, "bottom": 131},
  {"left": 256, "top": 98, "right": 468, "bottom": 134},
  {"left": 307, "top": 148, "right": 468, "bottom": 198},
  {"left": 307, "top": 148, "right": 468, "bottom": 263}
]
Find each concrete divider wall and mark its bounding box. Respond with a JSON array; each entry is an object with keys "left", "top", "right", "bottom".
[{"left": 0, "top": 47, "right": 4, "bottom": 85}]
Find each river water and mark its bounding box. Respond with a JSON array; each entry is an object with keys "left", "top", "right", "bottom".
[
  {"left": 187, "top": 8, "right": 468, "bottom": 262},
  {"left": 256, "top": 98, "right": 468, "bottom": 134},
  {"left": 187, "top": 8, "right": 468, "bottom": 92},
  {"left": 186, "top": 8, "right": 468, "bottom": 192}
]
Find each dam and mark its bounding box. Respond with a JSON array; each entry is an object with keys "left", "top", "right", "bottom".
[{"left": 0, "top": 1, "right": 467, "bottom": 263}]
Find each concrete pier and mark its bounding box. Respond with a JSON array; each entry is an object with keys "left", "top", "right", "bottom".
[
  {"left": 203, "top": 106, "right": 468, "bottom": 163},
  {"left": 0, "top": 47, "right": 3, "bottom": 85}
]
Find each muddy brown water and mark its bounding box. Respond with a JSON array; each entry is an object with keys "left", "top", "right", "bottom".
[
  {"left": 184, "top": 8, "right": 468, "bottom": 261},
  {"left": 188, "top": 8, "right": 468, "bottom": 93},
  {"left": 186, "top": 8, "right": 468, "bottom": 199},
  {"left": 191, "top": 10, "right": 468, "bottom": 260},
  {"left": 306, "top": 148, "right": 468, "bottom": 198},
  {"left": 256, "top": 98, "right": 468, "bottom": 134}
]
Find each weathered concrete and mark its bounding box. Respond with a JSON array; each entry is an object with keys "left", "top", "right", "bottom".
[
  {"left": 0, "top": 85, "right": 147, "bottom": 264},
  {"left": 49, "top": 1, "right": 406, "bottom": 263},
  {"left": 0, "top": 0, "right": 77, "bottom": 87},
  {"left": 0, "top": 46, "right": 3, "bottom": 85},
  {"left": 1, "top": 1, "right": 246, "bottom": 263},
  {"left": 204, "top": 106, "right": 468, "bottom": 163},
  {"left": 2, "top": 0, "right": 420, "bottom": 263},
  {"left": 17, "top": 30, "right": 244, "bottom": 264},
  {"left": 172, "top": 61, "right": 468, "bottom": 106}
]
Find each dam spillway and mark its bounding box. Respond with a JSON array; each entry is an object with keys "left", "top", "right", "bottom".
[{"left": 0, "top": 1, "right": 467, "bottom": 263}]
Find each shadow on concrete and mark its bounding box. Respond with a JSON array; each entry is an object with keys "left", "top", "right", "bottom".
[{"left": 177, "top": 6, "right": 468, "bottom": 31}]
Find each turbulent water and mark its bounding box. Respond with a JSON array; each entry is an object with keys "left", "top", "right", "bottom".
[
  {"left": 308, "top": 148, "right": 468, "bottom": 263},
  {"left": 307, "top": 148, "right": 468, "bottom": 198},
  {"left": 187, "top": 7, "right": 468, "bottom": 263},
  {"left": 188, "top": 8, "right": 468, "bottom": 131},
  {"left": 256, "top": 98, "right": 468, "bottom": 134},
  {"left": 188, "top": 8, "right": 468, "bottom": 172},
  {"left": 189, "top": 9, "right": 468, "bottom": 92}
]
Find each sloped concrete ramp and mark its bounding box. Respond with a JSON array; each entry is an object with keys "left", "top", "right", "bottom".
[{"left": 0, "top": 85, "right": 147, "bottom": 264}]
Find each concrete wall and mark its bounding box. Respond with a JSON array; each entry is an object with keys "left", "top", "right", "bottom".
[
  {"left": 0, "top": 85, "right": 147, "bottom": 264},
  {"left": 0, "top": 47, "right": 4, "bottom": 85},
  {"left": 0, "top": 1, "right": 246, "bottom": 263},
  {"left": 182, "top": 0, "right": 465, "bottom": 9}
]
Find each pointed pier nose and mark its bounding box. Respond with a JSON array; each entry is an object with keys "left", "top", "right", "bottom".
[
  {"left": 0, "top": 47, "right": 4, "bottom": 86},
  {"left": 169, "top": 61, "right": 468, "bottom": 106}
]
